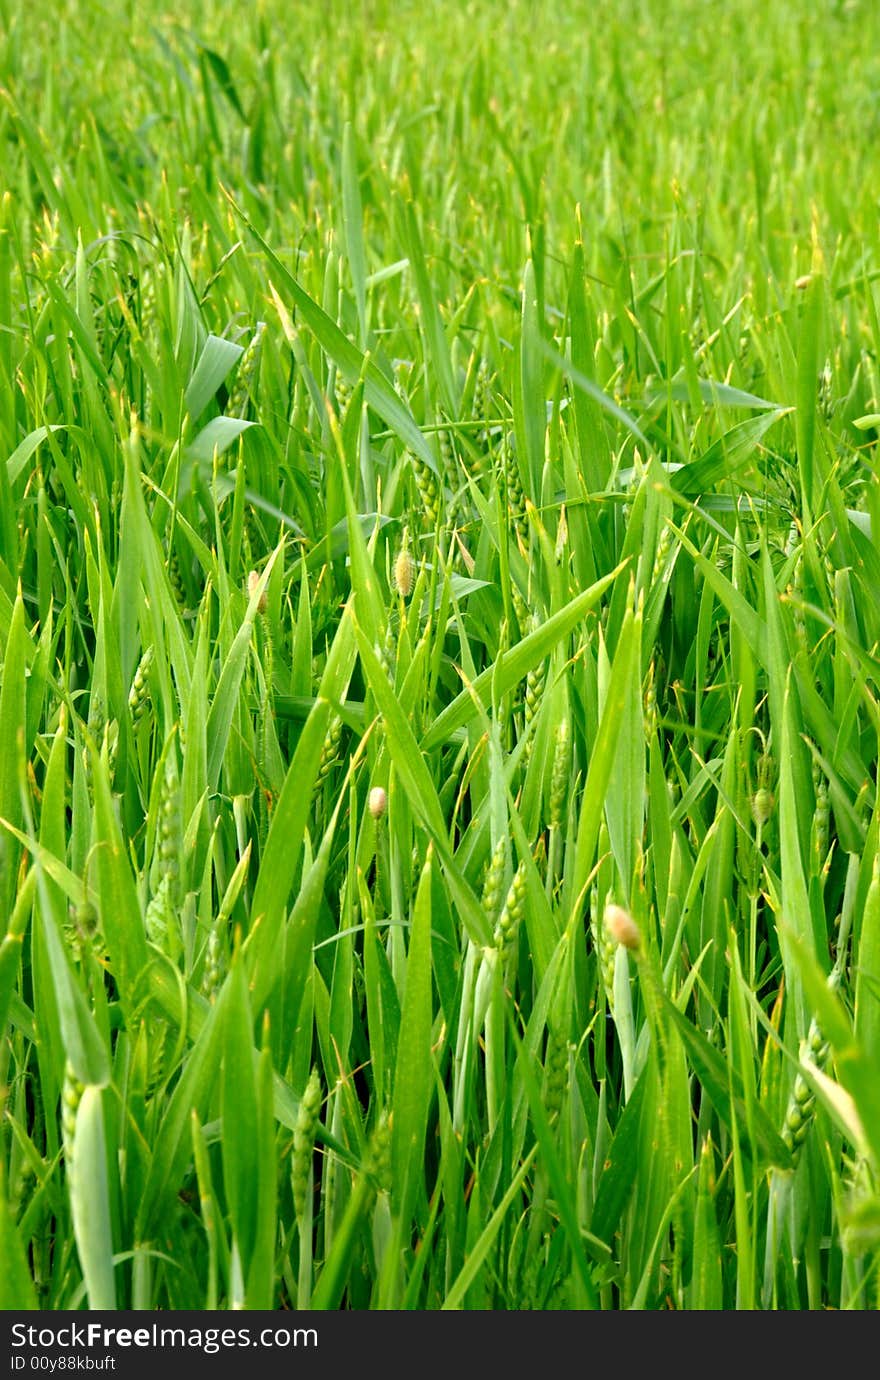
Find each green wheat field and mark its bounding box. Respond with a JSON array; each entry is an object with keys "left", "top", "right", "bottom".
[{"left": 2, "top": 0, "right": 880, "bottom": 1312}]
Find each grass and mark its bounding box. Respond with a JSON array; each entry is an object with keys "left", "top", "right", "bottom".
[{"left": 1, "top": 0, "right": 880, "bottom": 1310}]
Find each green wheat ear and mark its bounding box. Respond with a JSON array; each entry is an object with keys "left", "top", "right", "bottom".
[
  {"left": 128, "top": 644, "right": 154, "bottom": 724},
  {"left": 495, "top": 859, "right": 527, "bottom": 960},
  {"left": 229, "top": 321, "right": 265, "bottom": 418},
  {"left": 411, "top": 453, "right": 441, "bottom": 529},
  {"left": 292, "top": 1069, "right": 323, "bottom": 1223},
  {"left": 481, "top": 837, "right": 508, "bottom": 926},
  {"left": 549, "top": 717, "right": 570, "bottom": 829},
  {"left": 542, "top": 1030, "right": 569, "bottom": 1123}
]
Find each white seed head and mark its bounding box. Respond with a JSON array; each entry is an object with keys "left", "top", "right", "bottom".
[
  {"left": 368, "top": 786, "right": 388, "bottom": 820},
  {"left": 604, "top": 903, "right": 641, "bottom": 952},
  {"left": 751, "top": 787, "right": 774, "bottom": 826},
  {"left": 394, "top": 548, "right": 415, "bottom": 598},
  {"left": 247, "top": 570, "right": 267, "bottom": 614}
]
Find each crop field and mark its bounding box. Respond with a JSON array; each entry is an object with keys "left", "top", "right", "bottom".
[{"left": 1, "top": 0, "right": 880, "bottom": 1312}]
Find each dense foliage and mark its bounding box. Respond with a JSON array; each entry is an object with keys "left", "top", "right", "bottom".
[{"left": 2, "top": 0, "right": 880, "bottom": 1310}]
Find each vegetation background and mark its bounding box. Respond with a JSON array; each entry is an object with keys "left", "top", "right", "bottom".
[{"left": 1, "top": 0, "right": 880, "bottom": 1310}]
